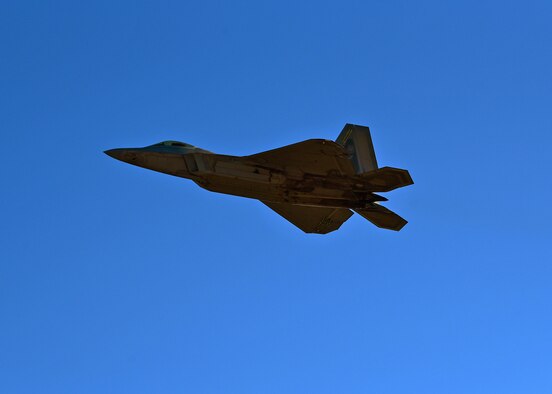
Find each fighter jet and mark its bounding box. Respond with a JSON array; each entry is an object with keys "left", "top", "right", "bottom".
[{"left": 105, "top": 124, "right": 413, "bottom": 234}]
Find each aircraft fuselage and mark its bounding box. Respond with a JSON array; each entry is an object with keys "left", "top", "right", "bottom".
[
  {"left": 105, "top": 124, "right": 413, "bottom": 233},
  {"left": 105, "top": 148, "right": 386, "bottom": 209}
]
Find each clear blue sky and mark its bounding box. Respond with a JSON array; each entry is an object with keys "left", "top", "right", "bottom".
[{"left": 1, "top": 1, "right": 551, "bottom": 393}]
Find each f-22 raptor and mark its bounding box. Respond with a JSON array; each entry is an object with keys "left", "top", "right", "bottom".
[{"left": 105, "top": 124, "right": 413, "bottom": 234}]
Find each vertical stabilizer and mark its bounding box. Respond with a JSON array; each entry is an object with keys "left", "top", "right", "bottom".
[{"left": 336, "top": 124, "right": 378, "bottom": 174}]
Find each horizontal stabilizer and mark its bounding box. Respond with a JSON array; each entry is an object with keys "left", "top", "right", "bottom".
[
  {"left": 263, "top": 201, "right": 353, "bottom": 234},
  {"left": 359, "top": 166, "right": 414, "bottom": 192},
  {"left": 246, "top": 139, "right": 356, "bottom": 176},
  {"left": 354, "top": 204, "right": 408, "bottom": 231}
]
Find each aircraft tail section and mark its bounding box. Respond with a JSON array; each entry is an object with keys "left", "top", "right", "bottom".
[
  {"left": 354, "top": 204, "right": 408, "bottom": 231},
  {"left": 359, "top": 166, "right": 414, "bottom": 192},
  {"left": 336, "top": 124, "right": 378, "bottom": 174}
]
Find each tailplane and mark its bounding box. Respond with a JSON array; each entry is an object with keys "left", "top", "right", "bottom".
[
  {"left": 360, "top": 166, "right": 414, "bottom": 192},
  {"left": 354, "top": 204, "right": 408, "bottom": 231},
  {"left": 337, "top": 124, "right": 413, "bottom": 191}
]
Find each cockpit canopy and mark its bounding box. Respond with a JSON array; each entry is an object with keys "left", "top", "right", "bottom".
[{"left": 149, "top": 140, "right": 194, "bottom": 148}]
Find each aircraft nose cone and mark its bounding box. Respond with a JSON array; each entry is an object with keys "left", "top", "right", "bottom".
[
  {"left": 104, "top": 148, "right": 141, "bottom": 163},
  {"left": 104, "top": 149, "right": 124, "bottom": 160}
]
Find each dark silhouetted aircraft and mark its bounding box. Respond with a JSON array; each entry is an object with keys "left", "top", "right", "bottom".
[{"left": 105, "top": 124, "right": 413, "bottom": 234}]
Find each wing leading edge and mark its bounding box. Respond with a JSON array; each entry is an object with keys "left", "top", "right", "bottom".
[{"left": 246, "top": 139, "right": 356, "bottom": 176}]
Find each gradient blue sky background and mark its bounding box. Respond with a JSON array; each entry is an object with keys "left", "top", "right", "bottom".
[{"left": 2, "top": 1, "right": 552, "bottom": 393}]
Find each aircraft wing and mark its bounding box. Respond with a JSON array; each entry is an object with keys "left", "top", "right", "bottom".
[
  {"left": 246, "top": 139, "right": 356, "bottom": 176},
  {"left": 263, "top": 201, "right": 353, "bottom": 234}
]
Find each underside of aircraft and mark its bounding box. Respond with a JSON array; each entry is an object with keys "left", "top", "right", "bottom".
[{"left": 105, "top": 124, "right": 413, "bottom": 234}]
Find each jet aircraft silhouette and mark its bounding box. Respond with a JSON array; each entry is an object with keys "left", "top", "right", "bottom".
[{"left": 105, "top": 124, "right": 413, "bottom": 234}]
